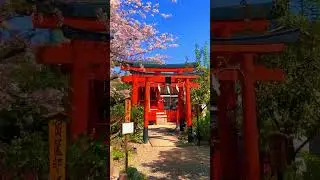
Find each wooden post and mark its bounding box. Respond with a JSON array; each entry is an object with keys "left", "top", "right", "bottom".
[
  {"left": 48, "top": 113, "right": 67, "bottom": 180},
  {"left": 185, "top": 79, "right": 193, "bottom": 142},
  {"left": 143, "top": 79, "right": 150, "bottom": 144},
  {"left": 124, "top": 98, "right": 131, "bottom": 173},
  {"left": 241, "top": 54, "right": 260, "bottom": 180}
]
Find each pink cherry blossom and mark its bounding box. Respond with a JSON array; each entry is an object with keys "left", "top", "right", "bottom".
[{"left": 109, "top": 0, "right": 178, "bottom": 64}]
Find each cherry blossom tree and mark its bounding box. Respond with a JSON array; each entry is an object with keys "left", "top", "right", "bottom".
[{"left": 110, "top": 0, "right": 178, "bottom": 64}]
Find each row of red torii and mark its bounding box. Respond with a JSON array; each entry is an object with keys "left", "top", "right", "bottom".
[{"left": 121, "top": 63, "right": 201, "bottom": 143}]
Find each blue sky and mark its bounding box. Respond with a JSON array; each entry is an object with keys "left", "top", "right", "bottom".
[{"left": 153, "top": 0, "right": 210, "bottom": 64}]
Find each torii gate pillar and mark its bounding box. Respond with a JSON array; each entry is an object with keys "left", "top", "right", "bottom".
[
  {"left": 241, "top": 54, "right": 260, "bottom": 180},
  {"left": 185, "top": 79, "right": 193, "bottom": 142},
  {"left": 132, "top": 76, "right": 139, "bottom": 106},
  {"left": 70, "top": 40, "right": 90, "bottom": 139},
  {"left": 143, "top": 79, "right": 151, "bottom": 144}
]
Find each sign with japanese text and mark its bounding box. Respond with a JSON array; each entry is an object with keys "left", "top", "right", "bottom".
[
  {"left": 125, "top": 98, "right": 131, "bottom": 122},
  {"left": 49, "top": 119, "right": 66, "bottom": 180}
]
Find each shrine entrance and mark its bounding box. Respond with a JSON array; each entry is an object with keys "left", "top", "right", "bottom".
[
  {"left": 210, "top": 1, "right": 300, "bottom": 180},
  {"left": 121, "top": 62, "right": 201, "bottom": 143},
  {"left": 32, "top": 1, "right": 110, "bottom": 140}
]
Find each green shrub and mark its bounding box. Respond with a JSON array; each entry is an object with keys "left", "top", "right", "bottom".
[
  {"left": 283, "top": 152, "right": 320, "bottom": 180},
  {"left": 193, "top": 110, "right": 210, "bottom": 142},
  {"left": 1, "top": 132, "right": 49, "bottom": 179},
  {"left": 129, "top": 106, "right": 144, "bottom": 143},
  {"left": 110, "top": 103, "right": 144, "bottom": 143},
  {"left": 1, "top": 133, "right": 108, "bottom": 180},
  {"left": 301, "top": 152, "right": 320, "bottom": 180},
  {"left": 126, "top": 167, "right": 147, "bottom": 180},
  {"left": 67, "top": 135, "right": 108, "bottom": 180}
]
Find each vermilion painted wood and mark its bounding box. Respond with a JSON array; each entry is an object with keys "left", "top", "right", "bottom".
[
  {"left": 241, "top": 54, "right": 260, "bottom": 180},
  {"left": 178, "top": 87, "right": 185, "bottom": 120},
  {"left": 32, "top": 15, "right": 106, "bottom": 31},
  {"left": 70, "top": 40, "right": 90, "bottom": 139},
  {"left": 131, "top": 77, "right": 139, "bottom": 106},
  {"left": 212, "top": 44, "right": 285, "bottom": 53},
  {"left": 211, "top": 20, "right": 270, "bottom": 35},
  {"left": 134, "top": 82, "right": 200, "bottom": 88},
  {"left": 144, "top": 80, "right": 151, "bottom": 128},
  {"left": 211, "top": 66, "right": 285, "bottom": 81},
  {"left": 218, "top": 82, "right": 240, "bottom": 180},
  {"left": 212, "top": 21, "right": 240, "bottom": 180},
  {"left": 185, "top": 79, "right": 192, "bottom": 127},
  {"left": 121, "top": 75, "right": 199, "bottom": 83},
  {"left": 36, "top": 42, "right": 108, "bottom": 65},
  {"left": 120, "top": 65, "right": 195, "bottom": 73}
]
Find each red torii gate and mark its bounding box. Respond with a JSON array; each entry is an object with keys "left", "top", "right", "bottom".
[
  {"left": 210, "top": 3, "right": 299, "bottom": 180},
  {"left": 32, "top": 4, "right": 110, "bottom": 140},
  {"left": 121, "top": 63, "right": 200, "bottom": 143}
]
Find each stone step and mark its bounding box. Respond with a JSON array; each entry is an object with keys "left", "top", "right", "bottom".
[
  {"left": 156, "top": 111, "right": 166, "bottom": 115},
  {"left": 156, "top": 117, "right": 167, "bottom": 125},
  {"left": 156, "top": 114, "right": 167, "bottom": 118}
]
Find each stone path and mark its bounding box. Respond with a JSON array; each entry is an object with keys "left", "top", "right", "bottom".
[{"left": 128, "top": 124, "right": 210, "bottom": 180}]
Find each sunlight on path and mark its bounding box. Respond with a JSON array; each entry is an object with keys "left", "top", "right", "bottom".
[{"left": 129, "top": 124, "right": 210, "bottom": 180}]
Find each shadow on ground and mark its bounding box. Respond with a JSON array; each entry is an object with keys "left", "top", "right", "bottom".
[{"left": 141, "top": 145, "right": 210, "bottom": 179}]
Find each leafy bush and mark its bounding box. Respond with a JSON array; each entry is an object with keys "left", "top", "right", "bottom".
[
  {"left": 110, "top": 103, "right": 125, "bottom": 138},
  {"left": 283, "top": 152, "right": 320, "bottom": 180},
  {"left": 110, "top": 103, "right": 144, "bottom": 143},
  {"left": 67, "top": 135, "right": 108, "bottom": 180},
  {"left": 129, "top": 106, "right": 144, "bottom": 143},
  {"left": 193, "top": 110, "right": 210, "bottom": 142},
  {"left": 0, "top": 133, "right": 108, "bottom": 180},
  {"left": 126, "top": 167, "right": 147, "bottom": 180},
  {"left": 301, "top": 152, "right": 320, "bottom": 180},
  {"left": 0, "top": 132, "right": 49, "bottom": 179}
]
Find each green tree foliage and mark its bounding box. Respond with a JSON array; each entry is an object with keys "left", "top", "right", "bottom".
[
  {"left": 256, "top": 0, "right": 320, "bottom": 159},
  {"left": 191, "top": 42, "right": 210, "bottom": 112},
  {"left": 1, "top": 134, "right": 108, "bottom": 179}
]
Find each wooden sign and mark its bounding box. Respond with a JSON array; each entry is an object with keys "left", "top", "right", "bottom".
[
  {"left": 125, "top": 98, "right": 131, "bottom": 123},
  {"left": 122, "top": 122, "right": 134, "bottom": 135},
  {"left": 49, "top": 119, "right": 66, "bottom": 180}
]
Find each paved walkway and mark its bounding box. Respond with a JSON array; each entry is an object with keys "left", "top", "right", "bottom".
[{"left": 128, "top": 124, "right": 210, "bottom": 180}]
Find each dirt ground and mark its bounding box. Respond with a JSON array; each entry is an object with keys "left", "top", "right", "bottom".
[{"left": 112, "top": 125, "right": 210, "bottom": 180}]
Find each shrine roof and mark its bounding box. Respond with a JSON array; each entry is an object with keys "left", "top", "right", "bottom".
[
  {"left": 211, "top": 28, "right": 300, "bottom": 44},
  {"left": 211, "top": 2, "right": 275, "bottom": 21},
  {"left": 36, "top": 0, "right": 108, "bottom": 18},
  {"left": 128, "top": 62, "right": 198, "bottom": 69},
  {"left": 62, "top": 25, "right": 111, "bottom": 41},
  {"left": 59, "top": 1, "right": 108, "bottom": 18}
]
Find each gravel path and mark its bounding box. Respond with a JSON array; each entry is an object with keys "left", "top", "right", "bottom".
[{"left": 125, "top": 124, "right": 210, "bottom": 180}]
